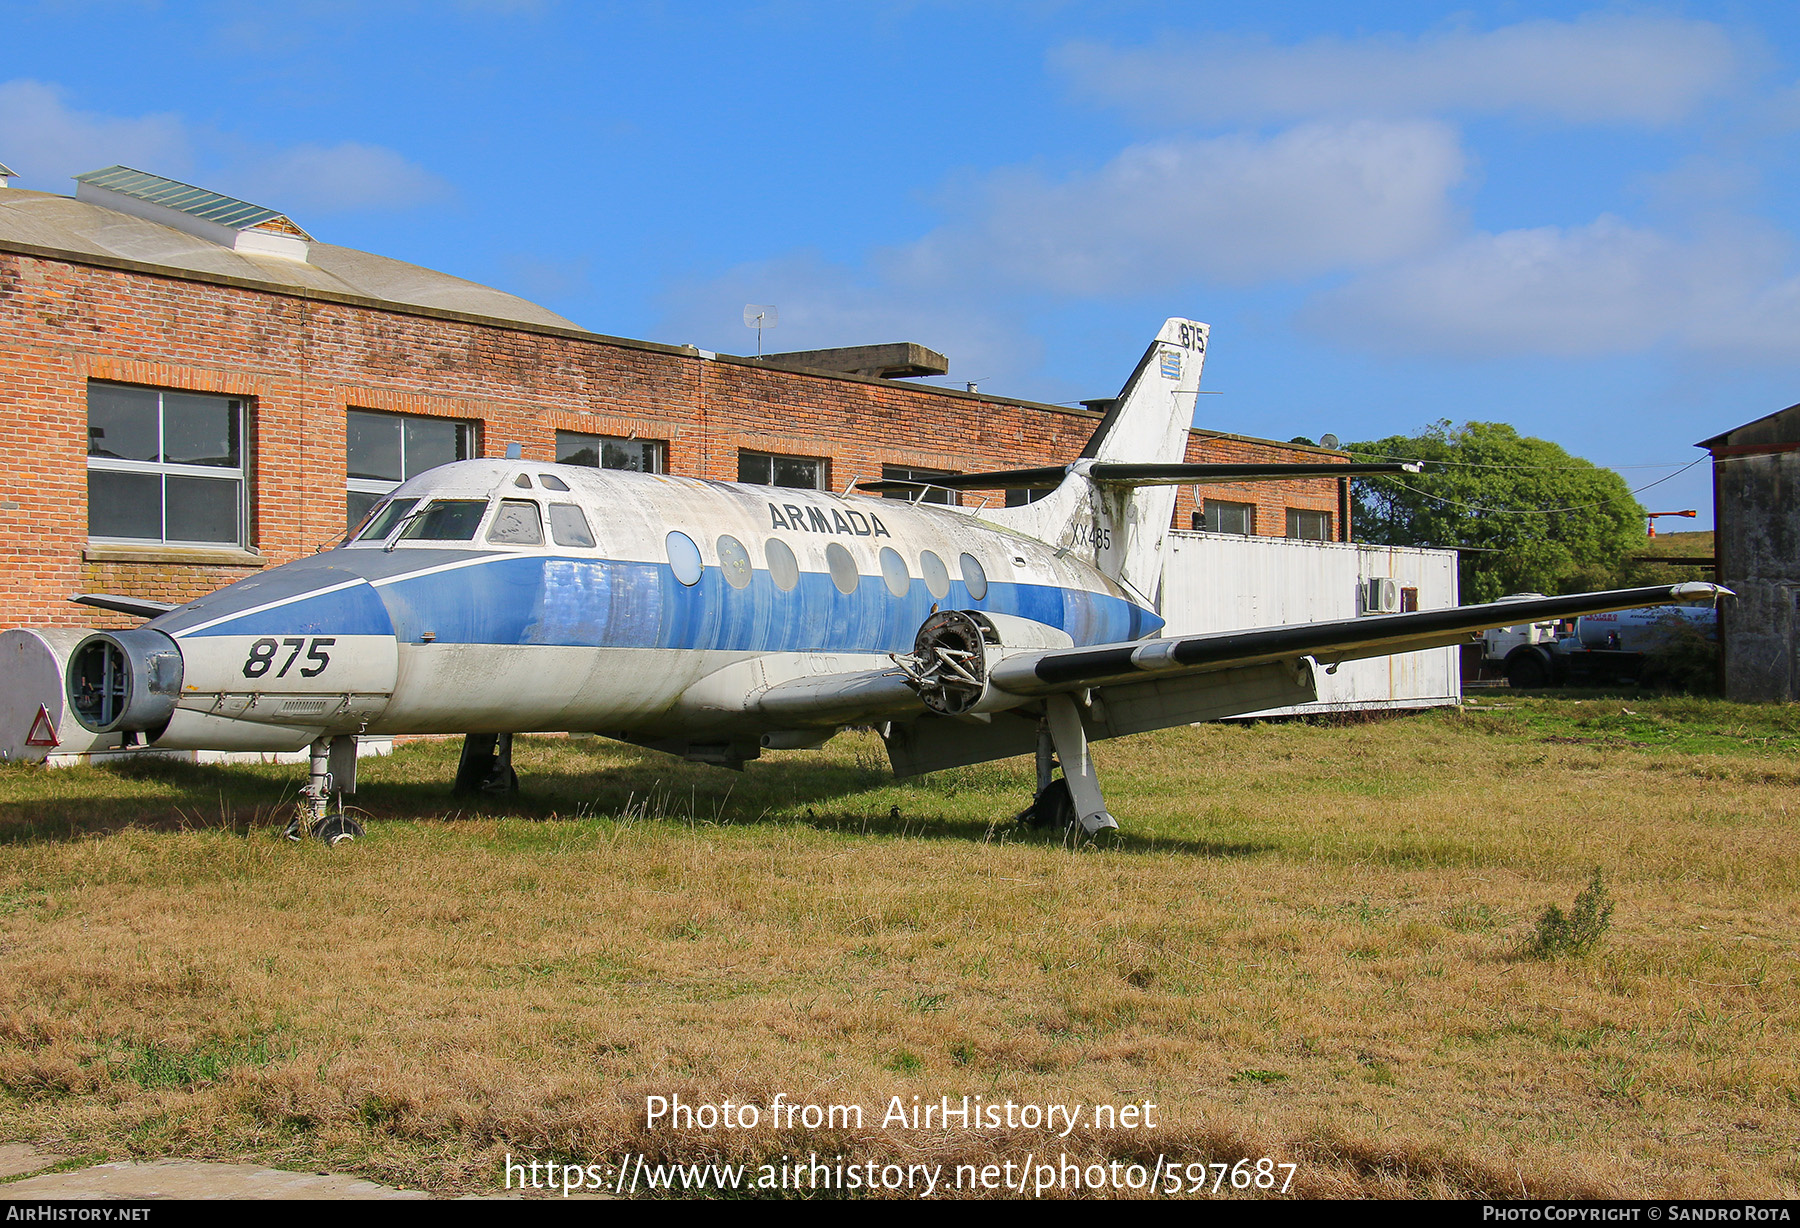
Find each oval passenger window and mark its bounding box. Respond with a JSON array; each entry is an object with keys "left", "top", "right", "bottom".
[
  {"left": 666, "top": 531, "right": 703, "bottom": 586},
  {"left": 919, "top": 550, "right": 950, "bottom": 600},
  {"left": 765, "top": 539, "right": 799, "bottom": 592},
  {"left": 718, "top": 535, "right": 753, "bottom": 589},
  {"left": 878, "top": 547, "right": 910, "bottom": 599},
  {"left": 959, "top": 552, "right": 987, "bottom": 601},
  {"left": 825, "top": 542, "right": 859, "bottom": 595}
]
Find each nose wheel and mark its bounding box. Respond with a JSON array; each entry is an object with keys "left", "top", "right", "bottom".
[{"left": 287, "top": 734, "right": 366, "bottom": 846}]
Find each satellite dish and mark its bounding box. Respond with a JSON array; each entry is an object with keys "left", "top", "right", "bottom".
[
  {"left": 744, "top": 304, "right": 778, "bottom": 356},
  {"left": 1320, "top": 433, "right": 1340, "bottom": 450}
]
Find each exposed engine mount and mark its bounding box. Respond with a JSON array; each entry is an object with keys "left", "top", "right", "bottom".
[
  {"left": 897, "top": 609, "right": 1072, "bottom": 716},
  {"left": 66, "top": 629, "right": 183, "bottom": 736}
]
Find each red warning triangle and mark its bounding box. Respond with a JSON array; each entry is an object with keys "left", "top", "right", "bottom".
[{"left": 24, "top": 705, "right": 59, "bottom": 748}]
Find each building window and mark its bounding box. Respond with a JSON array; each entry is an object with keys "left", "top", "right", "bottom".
[
  {"left": 346, "top": 409, "right": 476, "bottom": 529},
  {"left": 1005, "top": 488, "right": 1052, "bottom": 506},
  {"left": 1197, "top": 499, "right": 1254, "bottom": 535},
  {"left": 739, "top": 451, "right": 825, "bottom": 489},
  {"left": 1286, "top": 508, "right": 1332, "bottom": 541},
  {"left": 556, "top": 430, "right": 664, "bottom": 473},
  {"left": 87, "top": 382, "right": 247, "bottom": 547},
  {"left": 880, "top": 465, "right": 959, "bottom": 505}
]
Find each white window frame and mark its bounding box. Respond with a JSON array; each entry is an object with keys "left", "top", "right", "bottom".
[
  {"left": 555, "top": 430, "right": 665, "bottom": 473},
  {"left": 1199, "top": 499, "right": 1255, "bottom": 536},
  {"left": 1285, "top": 508, "right": 1333, "bottom": 541},
  {"left": 739, "top": 450, "right": 826, "bottom": 489},
  {"left": 881, "top": 464, "right": 960, "bottom": 505},
  {"left": 86, "top": 382, "right": 248, "bottom": 549},
  {"left": 346, "top": 409, "right": 477, "bottom": 528}
]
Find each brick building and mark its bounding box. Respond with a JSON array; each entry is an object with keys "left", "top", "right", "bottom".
[{"left": 0, "top": 169, "right": 1346, "bottom": 631}]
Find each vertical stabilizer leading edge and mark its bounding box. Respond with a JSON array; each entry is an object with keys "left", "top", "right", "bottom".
[{"left": 976, "top": 318, "right": 1209, "bottom": 604}]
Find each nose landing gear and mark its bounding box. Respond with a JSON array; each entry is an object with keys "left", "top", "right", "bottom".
[{"left": 285, "top": 734, "right": 366, "bottom": 846}]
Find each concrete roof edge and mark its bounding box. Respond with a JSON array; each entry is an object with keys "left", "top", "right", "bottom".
[
  {"left": 0, "top": 238, "right": 1347, "bottom": 448},
  {"left": 0, "top": 237, "right": 695, "bottom": 357},
  {"left": 1187, "top": 426, "right": 1352, "bottom": 457},
  {"left": 0, "top": 238, "right": 1097, "bottom": 416},
  {"left": 626, "top": 348, "right": 1104, "bottom": 419}
]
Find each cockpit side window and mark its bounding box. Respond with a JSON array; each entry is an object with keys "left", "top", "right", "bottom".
[
  {"left": 356, "top": 497, "right": 420, "bottom": 542},
  {"left": 399, "top": 499, "right": 489, "bottom": 542},
  {"left": 548, "top": 503, "right": 595, "bottom": 548},
  {"left": 487, "top": 500, "right": 545, "bottom": 546}
]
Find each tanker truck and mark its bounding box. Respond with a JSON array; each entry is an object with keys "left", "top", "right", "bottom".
[{"left": 1481, "top": 599, "right": 1718, "bottom": 688}]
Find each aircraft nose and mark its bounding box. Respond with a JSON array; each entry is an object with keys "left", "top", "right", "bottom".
[{"left": 66, "top": 628, "right": 184, "bottom": 734}]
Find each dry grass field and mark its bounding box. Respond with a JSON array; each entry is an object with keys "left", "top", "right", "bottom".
[{"left": 1, "top": 695, "right": 1796, "bottom": 1198}]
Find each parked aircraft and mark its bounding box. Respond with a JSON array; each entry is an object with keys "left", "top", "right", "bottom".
[{"left": 62, "top": 320, "right": 1726, "bottom": 842}]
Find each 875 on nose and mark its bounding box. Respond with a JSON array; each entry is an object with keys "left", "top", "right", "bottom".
[{"left": 243, "top": 637, "right": 335, "bottom": 679}]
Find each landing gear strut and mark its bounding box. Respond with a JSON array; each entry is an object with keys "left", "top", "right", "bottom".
[
  {"left": 454, "top": 733, "right": 519, "bottom": 796},
  {"left": 286, "top": 734, "right": 365, "bottom": 846},
  {"left": 1015, "top": 694, "right": 1118, "bottom": 835}
]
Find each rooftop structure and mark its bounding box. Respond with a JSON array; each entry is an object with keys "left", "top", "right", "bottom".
[
  {"left": 762, "top": 342, "right": 949, "bottom": 380},
  {"left": 0, "top": 184, "right": 580, "bottom": 329},
  {"left": 75, "top": 166, "right": 314, "bottom": 261}
]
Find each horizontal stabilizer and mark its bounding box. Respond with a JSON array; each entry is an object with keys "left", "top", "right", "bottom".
[
  {"left": 858, "top": 466, "right": 1068, "bottom": 493},
  {"left": 857, "top": 461, "right": 1418, "bottom": 493},
  {"left": 1087, "top": 461, "right": 1420, "bottom": 485},
  {"left": 70, "top": 593, "right": 177, "bottom": 620}
]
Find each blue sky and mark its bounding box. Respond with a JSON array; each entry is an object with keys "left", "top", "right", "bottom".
[{"left": 9, "top": 2, "right": 1800, "bottom": 528}]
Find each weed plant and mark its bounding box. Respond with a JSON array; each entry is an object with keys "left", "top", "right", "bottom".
[{"left": 1519, "top": 868, "right": 1615, "bottom": 959}]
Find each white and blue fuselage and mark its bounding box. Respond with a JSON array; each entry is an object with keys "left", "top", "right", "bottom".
[{"left": 129, "top": 459, "right": 1158, "bottom": 748}]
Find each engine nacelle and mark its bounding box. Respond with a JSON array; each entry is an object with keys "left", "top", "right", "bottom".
[
  {"left": 66, "top": 628, "right": 184, "bottom": 736},
  {"left": 901, "top": 610, "right": 1073, "bottom": 716}
]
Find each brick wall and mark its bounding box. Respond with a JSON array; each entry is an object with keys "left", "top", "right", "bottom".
[{"left": 0, "top": 246, "right": 1344, "bottom": 627}]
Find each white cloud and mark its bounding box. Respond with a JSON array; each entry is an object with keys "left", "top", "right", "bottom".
[
  {"left": 886, "top": 120, "right": 1465, "bottom": 293},
  {"left": 228, "top": 141, "right": 450, "bottom": 213},
  {"left": 1303, "top": 216, "right": 1800, "bottom": 361},
  {"left": 0, "top": 80, "right": 192, "bottom": 186},
  {"left": 0, "top": 79, "right": 446, "bottom": 216},
  {"left": 654, "top": 251, "right": 1048, "bottom": 391},
  {"left": 1056, "top": 14, "right": 1742, "bottom": 126}
]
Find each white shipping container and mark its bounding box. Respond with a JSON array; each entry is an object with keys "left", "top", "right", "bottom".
[{"left": 1161, "top": 532, "right": 1461, "bottom": 717}]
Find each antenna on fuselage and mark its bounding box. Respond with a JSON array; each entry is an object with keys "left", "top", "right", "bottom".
[{"left": 744, "top": 304, "right": 778, "bottom": 357}]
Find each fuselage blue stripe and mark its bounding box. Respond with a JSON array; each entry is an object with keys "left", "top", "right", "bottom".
[{"left": 179, "top": 554, "right": 1163, "bottom": 651}]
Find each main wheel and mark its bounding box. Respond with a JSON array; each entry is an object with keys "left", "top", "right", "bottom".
[
  {"left": 313, "top": 815, "right": 366, "bottom": 847},
  {"left": 1017, "top": 778, "right": 1076, "bottom": 830}
]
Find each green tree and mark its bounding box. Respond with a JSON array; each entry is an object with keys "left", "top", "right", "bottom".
[{"left": 1346, "top": 421, "right": 1645, "bottom": 603}]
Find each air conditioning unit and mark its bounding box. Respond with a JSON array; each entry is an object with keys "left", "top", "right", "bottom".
[{"left": 1364, "top": 577, "right": 1401, "bottom": 614}]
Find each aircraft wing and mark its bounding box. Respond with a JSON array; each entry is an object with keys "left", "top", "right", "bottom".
[
  {"left": 987, "top": 582, "right": 1729, "bottom": 695},
  {"left": 745, "top": 583, "right": 1729, "bottom": 774},
  {"left": 70, "top": 593, "right": 178, "bottom": 619}
]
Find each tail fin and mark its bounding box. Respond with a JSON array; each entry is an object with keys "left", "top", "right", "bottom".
[{"left": 983, "top": 318, "right": 1208, "bottom": 604}]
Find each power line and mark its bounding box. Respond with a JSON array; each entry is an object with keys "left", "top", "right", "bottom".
[
  {"left": 1366, "top": 456, "right": 1708, "bottom": 516},
  {"left": 1356, "top": 450, "right": 1696, "bottom": 472}
]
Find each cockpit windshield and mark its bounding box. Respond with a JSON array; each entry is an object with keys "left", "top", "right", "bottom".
[
  {"left": 355, "top": 497, "right": 420, "bottom": 543},
  {"left": 397, "top": 499, "right": 489, "bottom": 542}
]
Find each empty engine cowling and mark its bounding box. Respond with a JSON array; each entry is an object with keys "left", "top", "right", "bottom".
[
  {"left": 901, "top": 610, "right": 1073, "bottom": 716},
  {"left": 66, "top": 629, "right": 184, "bottom": 735}
]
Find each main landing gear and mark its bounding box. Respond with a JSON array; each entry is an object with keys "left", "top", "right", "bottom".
[
  {"left": 1015, "top": 693, "right": 1118, "bottom": 837},
  {"left": 453, "top": 733, "right": 519, "bottom": 796},
  {"left": 285, "top": 734, "right": 366, "bottom": 846}
]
